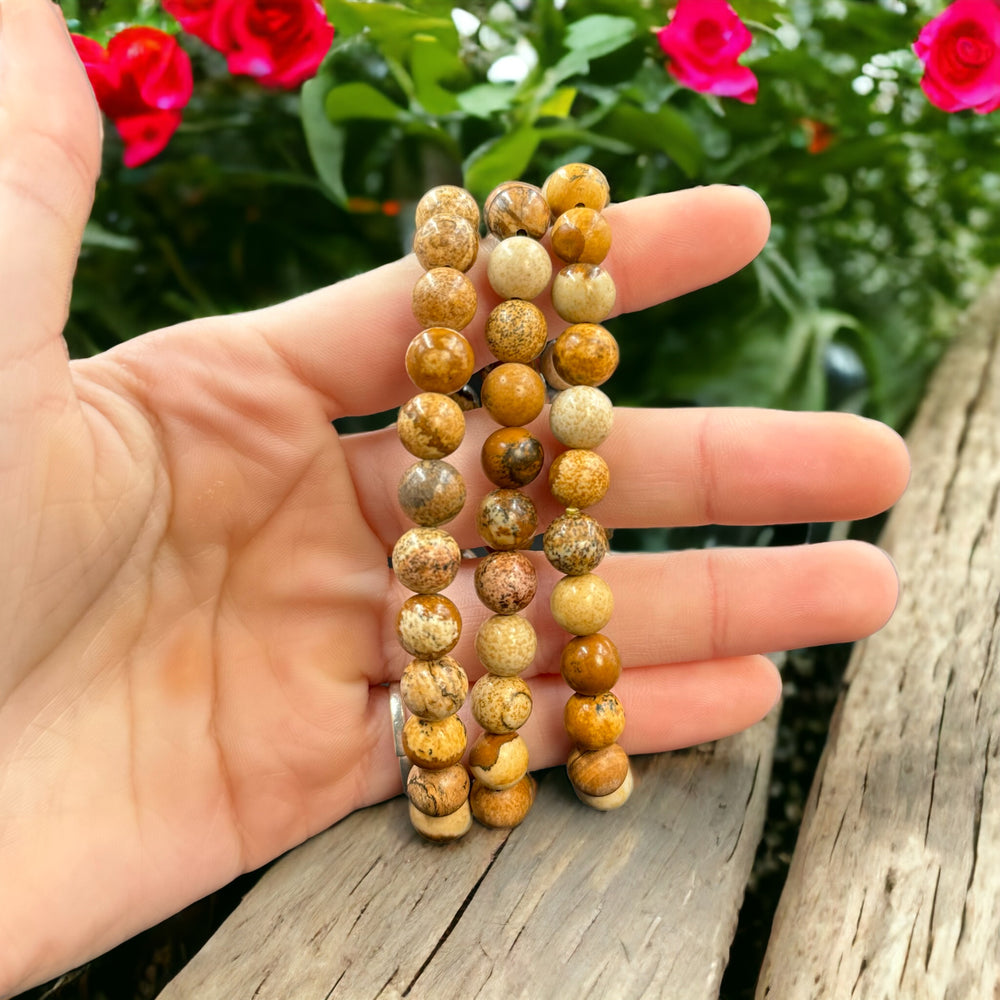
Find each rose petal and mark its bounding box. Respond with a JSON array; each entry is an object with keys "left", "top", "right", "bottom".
[{"left": 114, "top": 110, "right": 183, "bottom": 167}]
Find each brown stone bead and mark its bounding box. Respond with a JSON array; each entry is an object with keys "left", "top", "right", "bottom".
[
  {"left": 392, "top": 526, "right": 462, "bottom": 594},
  {"left": 481, "top": 363, "right": 546, "bottom": 427},
  {"left": 485, "top": 299, "right": 547, "bottom": 363},
  {"left": 549, "top": 385, "right": 614, "bottom": 449},
  {"left": 398, "top": 459, "right": 466, "bottom": 527},
  {"left": 407, "top": 762, "right": 471, "bottom": 816},
  {"left": 475, "top": 614, "right": 537, "bottom": 676},
  {"left": 575, "top": 763, "right": 633, "bottom": 810},
  {"left": 405, "top": 328, "right": 475, "bottom": 395},
  {"left": 567, "top": 743, "right": 629, "bottom": 797},
  {"left": 560, "top": 633, "right": 621, "bottom": 694},
  {"left": 487, "top": 236, "right": 552, "bottom": 300},
  {"left": 550, "top": 207, "right": 612, "bottom": 265},
  {"left": 413, "top": 213, "right": 478, "bottom": 273},
  {"left": 414, "top": 185, "right": 480, "bottom": 232},
  {"left": 542, "top": 163, "right": 611, "bottom": 217},
  {"left": 484, "top": 181, "right": 550, "bottom": 241},
  {"left": 551, "top": 263, "right": 616, "bottom": 324},
  {"left": 550, "top": 573, "right": 614, "bottom": 635},
  {"left": 471, "top": 674, "right": 533, "bottom": 733},
  {"left": 412, "top": 267, "right": 478, "bottom": 331},
  {"left": 481, "top": 427, "right": 544, "bottom": 489},
  {"left": 402, "top": 713, "right": 467, "bottom": 770},
  {"left": 409, "top": 798, "right": 473, "bottom": 841},
  {"left": 548, "top": 449, "right": 610, "bottom": 509},
  {"left": 469, "top": 733, "right": 530, "bottom": 790},
  {"left": 564, "top": 691, "right": 625, "bottom": 750},
  {"left": 476, "top": 489, "right": 538, "bottom": 550},
  {"left": 539, "top": 340, "right": 572, "bottom": 392},
  {"left": 553, "top": 323, "right": 619, "bottom": 387},
  {"left": 396, "top": 594, "right": 461, "bottom": 658},
  {"left": 470, "top": 774, "right": 536, "bottom": 828},
  {"left": 400, "top": 655, "right": 468, "bottom": 720},
  {"left": 543, "top": 510, "right": 608, "bottom": 576},
  {"left": 474, "top": 550, "right": 537, "bottom": 615},
  {"left": 397, "top": 392, "right": 465, "bottom": 460}
]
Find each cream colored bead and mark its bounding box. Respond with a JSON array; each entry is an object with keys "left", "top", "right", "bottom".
[
  {"left": 400, "top": 655, "right": 468, "bottom": 720},
  {"left": 469, "top": 732, "right": 530, "bottom": 790},
  {"left": 475, "top": 614, "right": 537, "bottom": 676},
  {"left": 487, "top": 236, "right": 552, "bottom": 300},
  {"left": 549, "top": 385, "right": 614, "bottom": 449},
  {"left": 550, "top": 573, "right": 614, "bottom": 635},
  {"left": 471, "top": 674, "right": 533, "bottom": 733},
  {"left": 574, "top": 763, "right": 634, "bottom": 811},
  {"left": 551, "top": 264, "right": 616, "bottom": 323},
  {"left": 409, "top": 798, "right": 473, "bottom": 841}
]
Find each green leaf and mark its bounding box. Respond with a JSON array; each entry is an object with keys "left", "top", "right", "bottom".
[
  {"left": 82, "top": 222, "right": 139, "bottom": 253},
  {"left": 463, "top": 129, "right": 540, "bottom": 201},
  {"left": 538, "top": 87, "right": 577, "bottom": 119},
  {"left": 301, "top": 76, "right": 348, "bottom": 204},
  {"left": 600, "top": 103, "right": 703, "bottom": 177},
  {"left": 411, "top": 35, "right": 466, "bottom": 115},
  {"left": 324, "top": 82, "right": 409, "bottom": 123},
  {"left": 326, "top": 0, "right": 458, "bottom": 63},
  {"left": 457, "top": 84, "right": 518, "bottom": 119},
  {"left": 550, "top": 14, "right": 637, "bottom": 84}
]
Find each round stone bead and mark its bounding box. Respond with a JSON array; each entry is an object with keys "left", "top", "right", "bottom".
[
  {"left": 549, "top": 385, "right": 614, "bottom": 449},
  {"left": 551, "top": 263, "right": 617, "bottom": 324},
  {"left": 485, "top": 299, "right": 547, "bottom": 363},
  {"left": 553, "top": 323, "right": 619, "bottom": 387},
  {"left": 550, "top": 207, "right": 612, "bottom": 265},
  {"left": 407, "top": 762, "right": 471, "bottom": 816},
  {"left": 475, "top": 614, "right": 537, "bottom": 676},
  {"left": 542, "top": 162, "right": 610, "bottom": 217},
  {"left": 543, "top": 510, "right": 608, "bottom": 576},
  {"left": 392, "top": 526, "right": 462, "bottom": 594},
  {"left": 396, "top": 594, "right": 461, "bottom": 658},
  {"left": 575, "top": 763, "right": 633, "bottom": 811},
  {"left": 471, "top": 674, "right": 533, "bottom": 733},
  {"left": 413, "top": 213, "right": 478, "bottom": 272},
  {"left": 481, "top": 426, "right": 545, "bottom": 489},
  {"left": 469, "top": 732, "right": 530, "bottom": 791},
  {"left": 402, "top": 713, "right": 467, "bottom": 770},
  {"left": 409, "top": 798, "right": 473, "bottom": 841},
  {"left": 548, "top": 449, "right": 610, "bottom": 509},
  {"left": 476, "top": 489, "right": 538, "bottom": 550},
  {"left": 560, "top": 633, "right": 621, "bottom": 694},
  {"left": 412, "top": 267, "right": 478, "bottom": 331},
  {"left": 398, "top": 459, "right": 466, "bottom": 526},
  {"left": 481, "top": 363, "right": 546, "bottom": 427},
  {"left": 397, "top": 392, "right": 466, "bottom": 460},
  {"left": 484, "top": 181, "right": 550, "bottom": 241},
  {"left": 567, "top": 743, "right": 629, "bottom": 797},
  {"left": 487, "top": 236, "right": 552, "bottom": 301},
  {"left": 550, "top": 573, "right": 614, "bottom": 635},
  {"left": 405, "top": 328, "right": 475, "bottom": 395},
  {"left": 474, "top": 550, "right": 537, "bottom": 615},
  {"left": 400, "top": 655, "right": 468, "bottom": 719},
  {"left": 564, "top": 691, "right": 625, "bottom": 750},
  {"left": 539, "top": 341, "right": 572, "bottom": 392},
  {"left": 470, "top": 774, "right": 536, "bottom": 828},
  {"left": 414, "top": 185, "right": 480, "bottom": 232}
]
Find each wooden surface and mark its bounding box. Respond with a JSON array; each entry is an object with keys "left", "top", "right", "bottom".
[
  {"left": 163, "top": 709, "right": 777, "bottom": 999},
  {"left": 758, "top": 275, "right": 1000, "bottom": 998}
]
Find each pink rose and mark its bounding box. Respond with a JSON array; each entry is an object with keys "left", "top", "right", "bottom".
[
  {"left": 656, "top": 0, "right": 758, "bottom": 104},
  {"left": 913, "top": 0, "right": 1000, "bottom": 114}
]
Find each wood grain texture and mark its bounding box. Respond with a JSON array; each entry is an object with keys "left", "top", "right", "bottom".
[
  {"left": 757, "top": 275, "right": 1000, "bottom": 999},
  {"left": 162, "top": 711, "right": 777, "bottom": 1000}
]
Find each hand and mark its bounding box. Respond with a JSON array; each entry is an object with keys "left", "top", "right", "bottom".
[{"left": 0, "top": 0, "right": 909, "bottom": 993}]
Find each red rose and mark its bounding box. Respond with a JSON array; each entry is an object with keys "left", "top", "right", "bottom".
[
  {"left": 913, "top": 0, "right": 1000, "bottom": 114},
  {"left": 162, "top": 0, "right": 218, "bottom": 45},
  {"left": 72, "top": 28, "right": 193, "bottom": 167},
  {"left": 656, "top": 0, "right": 758, "bottom": 105}
]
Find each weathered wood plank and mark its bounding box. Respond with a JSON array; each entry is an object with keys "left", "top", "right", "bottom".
[{"left": 757, "top": 274, "right": 1000, "bottom": 999}]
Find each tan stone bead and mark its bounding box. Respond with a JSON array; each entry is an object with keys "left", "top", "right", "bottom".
[
  {"left": 474, "top": 550, "right": 537, "bottom": 615},
  {"left": 543, "top": 510, "right": 608, "bottom": 576},
  {"left": 567, "top": 743, "right": 629, "bottom": 797},
  {"left": 551, "top": 263, "right": 616, "bottom": 324},
  {"left": 398, "top": 459, "right": 466, "bottom": 527},
  {"left": 548, "top": 449, "right": 610, "bottom": 509},
  {"left": 481, "top": 363, "right": 546, "bottom": 427},
  {"left": 475, "top": 614, "right": 537, "bottom": 676},
  {"left": 405, "top": 328, "right": 475, "bottom": 395},
  {"left": 413, "top": 213, "right": 478, "bottom": 273},
  {"left": 484, "top": 181, "right": 550, "bottom": 241},
  {"left": 553, "top": 323, "right": 619, "bottom": 387},
  {"left": 400, "top": 655, "right": 469, "bottom": 720},
  {"left": 469, "top": 732, "right": 530, "bottom": 790},
  {"left": 396, "top": 594, "right": 461, "bottom": 658},
  {"left": 564, "top": 690, "right": 625, "bottom": 750},
  {"left": 481, "top": 426, "right": 545, "bottom": 489},
  {"left": 575, "top": 763, "right": 633, "bottom": 811},
  {"left": 415, "top": 185, "right": 480, "bottom": 232},
  {"left": 487, "top": 236, "right": 552, "bottom": 301},
  {"left": 470, "top": 774, "right": 536, "bottom": 828},
  {"left": 402, "top": 713, "right": 467, "bottom": 770},
  {"left": 409, "top": 798, "right": 473, "bottom": 841},
  {"left": 471, "top": 674, "right": 533, "bottom": 733},
  {"left": 550, "top": 207, "right": 612, "bottom": 265},
  {"left": 392, "top": 526, "right": 462, "bottom": 594},
  {"left": 560, "top": 633, "right": 621, "bottom": 694},
  {"left": 397, "top": 392, "right": 465, "bottom": 460},
  {"left": 539, "top": 340, "right": 572, "bottom": 392},
  {"left": 549, "top": 385, "right": 614, "bottom": 449},
  {"left": 485, "top": 299, "right": 547, "bottom": 363},
  {"left": 550, "top": 573, "right": 614, "bottom": 635},
  {"left": 407, "top": 763, "right": 471, "bottom": 816},
  {"left": 412, "top": 267, "right": 478, "bottom": 331},
  {"left": 476, "top": 489, "right": 537, "bottom": 550},
  {"left": 542, "top": 163, "right": 611, "bottom": 217}
]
